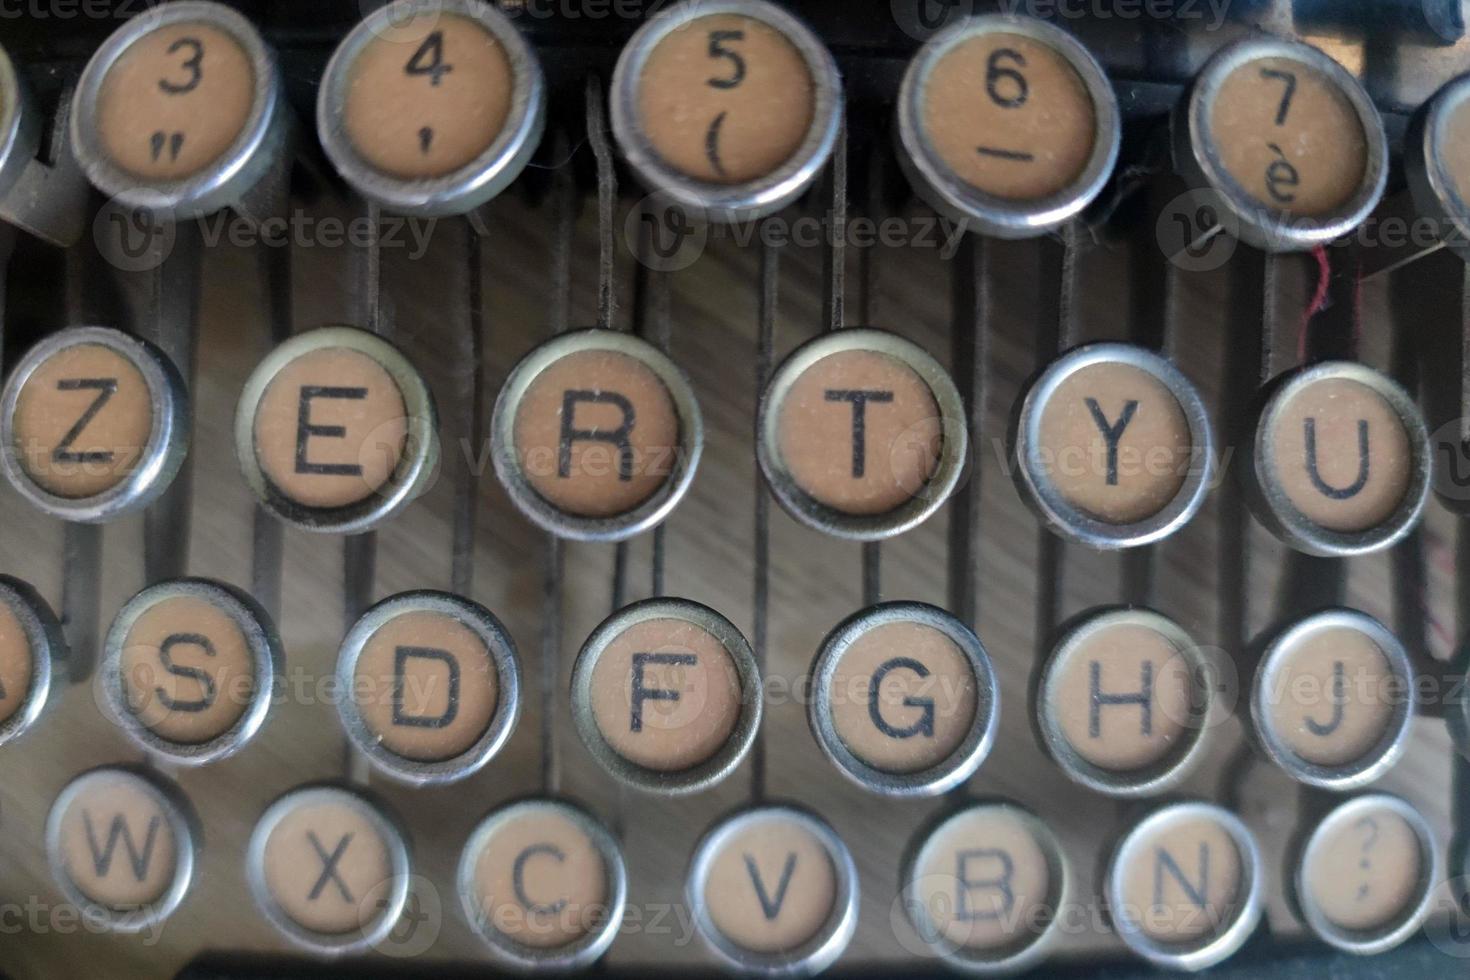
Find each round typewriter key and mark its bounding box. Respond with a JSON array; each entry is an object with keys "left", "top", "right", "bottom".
[
  {"left": 1106, "top": 801, "right": 1263, "bottom": 971},
  {"left": 1292, "top": 794, "right": 1439, "bottom": 954},
  {"left": 100, "top": 578, "right": 280, "bottom": 766},
  {"left": 758, "top": 328, "right": 967, "bottom": 541},
  {"left": 808, "top": 602, "right": 998, "bottom": 797},
  {"left": 896, "top": 15, "right": 1120, "bottom": 238},
  {"left": 1406, "top": 74, "right": 1470, "bottom": 265},
  {"left": 1, "top": 326, "right": 189, "bottom": 523},
  {"left": 902, "top": 802, "right": 1067, "bottom": 973},
  {"left": 1251, "top": 610, "right": 1415, "bottom": 790},
  {"left": 689, "top": 804, "right": 858, "bottom": 975},
  {"left": 1012, "top": 343, "right": 1212, "bottom": 549},
  {"left": 46, "top": 766, "right": 196, "bottom": 933},
  {"left": 458, "top": 798, "right": 626, "bottom": 969},
  {"left": 491, "top": 328, "right": 702, "bottom": 542},
  {"left": 572, "top": 597, "right": 760, "bottom": 795},
  {"left": 1037, "top": 609, "right": 1213, "bottom": 797},
  {"left": 1173, "top": 36, "right": 1387, "bottom": 252},
  {"left": 336, "top": 590, "right": 520, "bottom": 785},
  {"left": 1247, "top": 362, "right": 1431, "bottom": 557},
  {"left": 0, "top": 43, "right": 40, "bottom": 201},
  {"left": 71, "top": 1, "right": 288, "bottom": 218},
  {"left": 0, "top": 576, "right": 62, "bottom": 747},
  {"left": 236, "top": 326, "right": 438, "bottom": 533},
  {"left": 247, "top": 785, "right": 410, "bottom": 955},
  {"left": 318, "top": 0, "right": 544, "bottom": 216},
  {"left": 610, "top": 0, "right": 842, "bottom": 222}
]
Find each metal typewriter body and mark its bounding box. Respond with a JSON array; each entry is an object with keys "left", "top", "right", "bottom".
[{"left": 1, "top": 0, "right": 1470, "bottom": 977}]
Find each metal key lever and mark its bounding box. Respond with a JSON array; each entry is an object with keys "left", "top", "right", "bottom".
[{"left": 0, "top": 48, "right": 87, "bottom": 248}]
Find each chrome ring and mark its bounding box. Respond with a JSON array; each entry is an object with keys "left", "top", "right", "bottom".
[
  {"left": 0, "top": 43, "right": 40, "bottom": 201},
  {"left": 0, "top": 575, "right": 63, "bottom": 748},
  {"left": 1407, "top": 73, "right": 1470, "bottom": 264}
]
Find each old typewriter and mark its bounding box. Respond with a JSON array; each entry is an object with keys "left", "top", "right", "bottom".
[{"left": 1, "top": 0, "right": 1470, "bottom": 976}]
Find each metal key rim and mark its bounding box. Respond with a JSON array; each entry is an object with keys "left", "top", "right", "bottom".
[
  {"left": 234, "top": 325, "right": 440, "bottom": 534},
  {"left": 895, "top": 14, "right": 1121, "bottom": 239},
  {"left": 46, "top": 765, "right": 198, "bottom": 934},
  {"left": 687, "top": 803, "right": 859, "bottom": 977},
  {"left": 610, "top": 0, "right": 843, "bottom": 223},
  {"left": 1174, "top": 35, "right": 1389, "bottom": 253},
  {"left": 99, "top": 577, "right": 282, "bottom": 766},
  {"left": 757, "top": 327, "right": 969, "bottom": 541},
  {"left": 1288, "top": 793, "right": 1441, "bottom": 955},
  {"left": 1011, "top": 342, "right": 1214, "bottom": 550},
  {"left": 457, "top": 797, "right": 627, "bottom": 971},
  {"left": 0, "top": 326, "right": 190, "bottom": 524},
  {"left": 335, "top": 590, "right": 522, "bottom": 785},
  {"left": 70, "top": 0, "right": 287, "bottom": 218},
  {"left": 807, "top": 601, "right": 999, "bottom": 797},
  {"left": 245, "top": 783, "right": 411, "bottom": 956},
  {"left": 1105, "top": 800, "right": 1264, "bottom": 971},
  {"left": 1408, "top": 73, "right": 1470, "bottom": 263},
  {"left": 490, "top": 328, "right": 704, "bottom": 542},
  {"left": 1250, "top": 609, "right": 1417, "bottom": 790},
  {"left": 0, "top": 575, "right": 63, "bottom": 748},
  {"left": 1036, "top": 607, "right": 1215, "bottom": 798},
  {"left": 1249, "top": 361, "right": 1432, "bottom": 558},
  {"left": 570, "top": 597, "right": 761, "bottom": 795},
  {"left": 316, "top": 0, "right": 547, "bottom": 217},
  {"left": 0, "top": 43, "right": 40, "bottom": 201}
]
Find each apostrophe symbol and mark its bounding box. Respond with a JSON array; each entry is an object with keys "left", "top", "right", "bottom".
[{"left": 418, "top": 127, "right": 434, "bottom": 155}]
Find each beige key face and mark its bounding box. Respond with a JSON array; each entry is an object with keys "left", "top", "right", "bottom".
[
  {"left": 1304, "top": 805, "right": 1422, "bottom": 932},
  {"left": 587, "top": 616, "right": 742, "bottom": 772},
  {"left": 513, "top": 349, "right": 681, "bottom": 518},
  {"left": 910, "top": 806, "right": 1053, "bottom": 952},
  {"left": 1262, "top": 625, "right": 1397, "bottom": 768},
  {"left": 352, "top": 609, "right": 500, "bottom": 762},
  {"left": 1035, "top": 361, "right": 1192, "bottom": 525},
  {"left": 343, "top": 12, "right": 514, "bottom": 180},
  {"left": 118, "top": 594, "right": 255, "bottom": 746},
  {"left": 637, "top": 13, "right": 814, "bottom": 184},
  {"left": 777, "top": 350, "right": 943, "bottom": 516},
  {"left": 252, "top": 346, "right": 411, "bottom": 510},
  {"left": 921, "top": 33, "right": 1097, "bottom": 201},
  {"left": 1267, "top": 377, "right": 1411, "bottom": 533},
  {"left": 54, "top": 771, "right": 180, "bottom": 911},
  {"left": 1208, "top": 56, "right": 1367, "bottom": 217},
  {"left": 1442, "top": 96, "right": 1470, "bottom": 209},
  {"left": 1050, "top": 622, "right": 1194, "bottom": 773},
  {"left": 0, "top": 598, "right": 34, "bottom": 726},
  {"left": 469, "top": 807, "right": 609, "bottom": 949},
  {"left": 96, "top": 23, "right": 256, "bottom": 181},
  {"left": 827, "top": 620, "right": 977, "bottom": 774},
  {"left": 704, "top": 813, "right": 838, "bottom": 953},
  {"left": 1117, "top": 814, "right": 1244, "bottom": 943},
  {"left": 261, "top": 797, "right": 396, "bottom": 936},
  {"left": 12, "top": 342, "right": 154, "bottom": 500}
]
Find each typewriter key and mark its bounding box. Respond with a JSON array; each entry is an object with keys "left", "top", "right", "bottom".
[
  {"left": 318, "top": 0, "right": 544, "bottom": 216},
  {"left": 458, "top": 798, "right": 626, "bottom": 970},
  {"left": 100, "top": 578, "right": 280, "bottom": 766},
  {"left": 808, "top": 602, "right": 998, "bottom": 797},
  {"left": 46, "top": 767, "right": 196, "bottom": 933},
  {"left": 571, "top": 598, "right": 760, "bottom": 795},
  {"left": 491, "top": 329, "right": 702, "bottom": 541},
  {"left": 1246, "top": 362, "right": 1430, "bottom": 557},
  {"left": 1037, "top": 609, "right": 1213, "bottom": 797},
  {"left": 0, "top": 326, "right": 189, "bottom": 523},
  {"left": 236, "top": 326, "right": 439, "bottom": 533},
  {"left": 0, "top": 43, "right": 39, "bottom": 202},
  {"left": 1173, "top": 36, "right": 1387, "bottom": 252},
  {"left": 758, "top": 328, "right": 967, "bottom": 540},
  {"left": 1292, "top": 793, "right": 1439, "bottom": 954},
  {"left": 896, "top": 15, "right": 1120, "bottom": 238},
  {"left": 1251, "top": 610, "right": 1415, "bottom": 790},
  {"left": 1105, "top": 801, "right": 1263, "bottom": 971},
  {"left": 1012, "top": 343, "right": 1212, "bottom": 549},
  {"left": 688, "top": 804, "right": 858, "bottom": 975},
  {"left": 610, "top": 0, "right": 842, "bottom": 222},
  {"left": 336, "top": 590, "right": 520, "bottom": 785},
  {"left": 71, "top": 1, "right": 288, "bottom": 218},
  {"left": 0, "top": 576, "right": 63, "bottom": 748},
  {"left": 902, "top": 802, "right": 1067, "bottom": 974},
  {"left": 246, "top": 785, "right": 410, "bottom": 955},
  {"left": 1404, "top": 73, "right": 1470, "bottom": 265}
]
